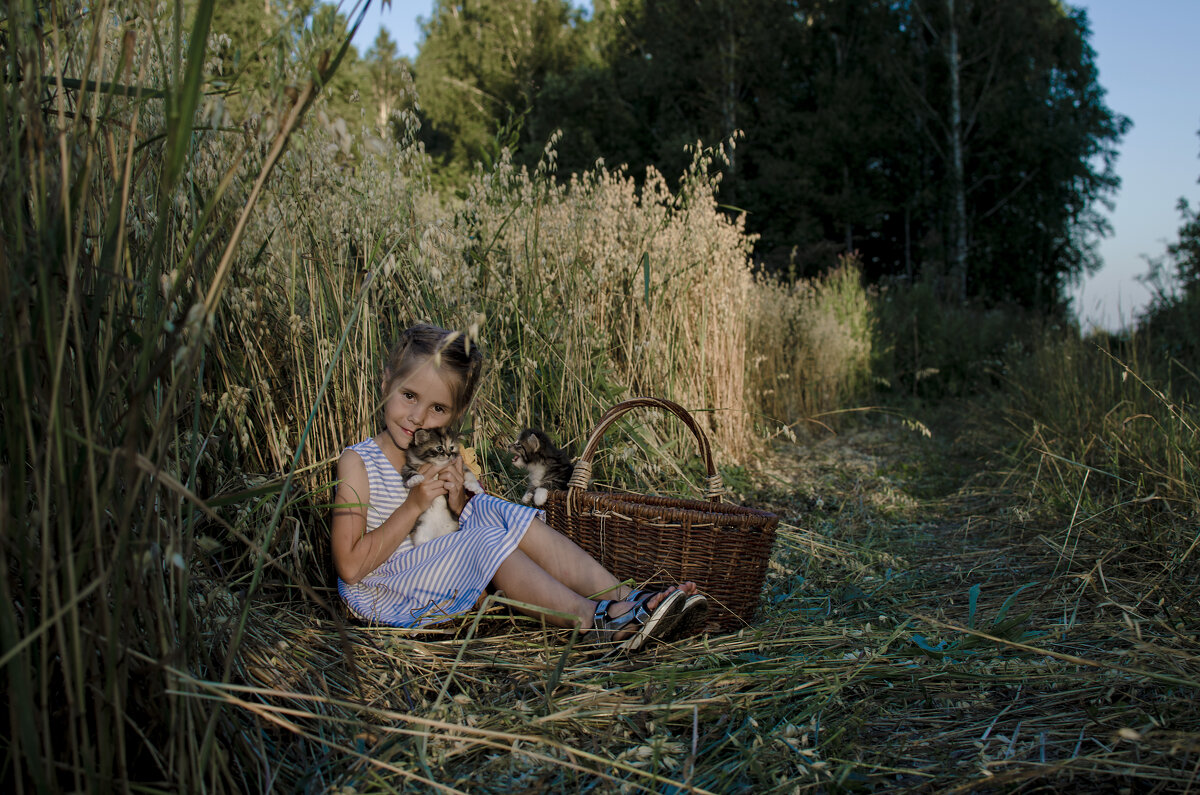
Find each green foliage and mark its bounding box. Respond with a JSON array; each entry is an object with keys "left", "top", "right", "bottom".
[
  {"left": 939, "top": 1, "right": 1128, "bottom": 307},
  {"left": 1138, "top": 289, "right": 1200, "bottom": 369},
  {"left": 1138, "top": 126, "right": 1200, "bottom": 366},
  {"left": 1167, "top": 195, "right": 1200, "bottom": 293},
  {"left": 908, "top": 582, "right": 1038, "bottom": 660},
  {"left": 749, "top": 255, "right": 877, "bottom": 427},
  {"left": 363, "top": 27, "right": 415, "bottom": 136},
  {"left": 418, "top": 0, "right": 1129, "bottom": 310},
  {"left": 871, "top": 279, "right": 1056, "bottom": 399},
  {"left": 414, "top": 0, "right": 581, "bottom": 181},
  {"left": 207, "top": 1, "right": 372, "bottom": 127},
  {"left": 1000, "top": 329, "right": 1199, "bottom": 572}
]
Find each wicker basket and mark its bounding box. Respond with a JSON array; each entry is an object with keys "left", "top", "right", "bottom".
[{"left": 541, "top": 397, "right": 779, "bottom": 634}]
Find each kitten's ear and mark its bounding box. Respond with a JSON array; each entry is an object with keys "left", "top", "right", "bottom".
[{"left": 524, "top": 431, "right": 540, "bottom": 452}]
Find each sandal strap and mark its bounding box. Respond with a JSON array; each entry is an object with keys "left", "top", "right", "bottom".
[
  {"left": 592, "top": 598, "right": 640, "bottom": 635},
  {"left": 629, "top": 596, "right": 655, "bottom": 625},
  {"left": 591, "top": 593, "right": 662, "bottom": 635},
  {"left": 626, "top": 588, "right": 655, "bottom": 606},
  {"left": 592, "top": 599, "right": 613, "bottom": 629}
]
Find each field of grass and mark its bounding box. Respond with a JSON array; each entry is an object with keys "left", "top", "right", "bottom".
[
  {"left": 194, "top": 382, "right": 1200, "bottom": 792},
  {"left": 2, "top": 5, "right": 1197, "bottom": 792}
]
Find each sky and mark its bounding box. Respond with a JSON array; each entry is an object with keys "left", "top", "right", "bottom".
[{"left": 346, "top": 1, "right": 1200, "bottom": 332}]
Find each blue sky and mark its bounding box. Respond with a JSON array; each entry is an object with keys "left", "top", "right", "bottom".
[{"left": 348, "top": 1, "right": 1200, "bottom": 331}]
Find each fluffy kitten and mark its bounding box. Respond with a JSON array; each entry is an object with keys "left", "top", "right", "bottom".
[
  {"left": 510, "top": 428, "right": 574, "bottom": 506},
  {"left": 402, "top": 428, "right": 483, "bottom": 546}
]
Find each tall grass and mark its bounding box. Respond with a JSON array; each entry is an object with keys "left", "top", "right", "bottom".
[
  {"left": 0, "top": 1, "right": 357, "bottom": 788},
  {"left": 749, "top": 254, "right": 875, "bottom": 430},
  {"left": 1000, "top": 328, "right": 1199, "bottom": 577},
  {"left": 1, "top": 3, "right": 881, "bottom": 789},
  {"left": 228, "top": 125, "right": 838, "bottom": 491},
  {"left": 450, "top": 140, "right": 756, "bottom": 463}
]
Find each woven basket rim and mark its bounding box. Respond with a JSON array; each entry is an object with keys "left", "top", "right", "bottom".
[{"left": 546, "top": 488, "right": 779, "bottom": 527}]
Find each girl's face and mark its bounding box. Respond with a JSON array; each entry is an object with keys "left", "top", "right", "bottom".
[{"left": 381, "top": 359, "right": 457, "bottom": 451}]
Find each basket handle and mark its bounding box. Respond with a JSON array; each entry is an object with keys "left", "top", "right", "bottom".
[{"left": 566, "top": 397, "right": 724, "bottom": 503}]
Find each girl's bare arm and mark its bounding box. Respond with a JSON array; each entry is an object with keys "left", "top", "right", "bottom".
[{"left": 331, "top": 450, "right": 448, "bottom": 584}]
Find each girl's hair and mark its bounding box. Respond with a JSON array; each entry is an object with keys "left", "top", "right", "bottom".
[{"left": 383, "top": 323, "right": 485, "bottom": 426}]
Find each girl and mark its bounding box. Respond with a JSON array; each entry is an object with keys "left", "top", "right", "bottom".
[{"left": 331, "top": 323, "right": 704, "bottom": 650}]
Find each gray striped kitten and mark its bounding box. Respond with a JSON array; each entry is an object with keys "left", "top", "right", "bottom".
[
  {"left": 510, "top": 428, "right": 574, "bottom": 506},
  {"left": 402, "top": 428, "right": 482, "bottom": 546}
]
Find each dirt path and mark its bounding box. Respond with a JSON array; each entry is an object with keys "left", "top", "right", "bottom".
[{"left": 744, "top": 414, "right": 1200, "bottom": 791}]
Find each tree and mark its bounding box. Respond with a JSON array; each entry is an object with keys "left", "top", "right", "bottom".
[
  {"left": 871, "top": 0, "right": 1129, "bottom": 307},
  {"left": 207, "top": 0, "right": 369, "bottom": 121},
  {"left": 414, "top": 0, "right": 580, "bottom": 178},
  {"left": 535, "top": 0, "right": 828, "bottom": 264},
  {"left": 1165, "top": 128, "right": 1200, "bottom": 297},
  {"left": 365, "top": 29, "right": 411, "bottom": 135},
  {"left": 1169, "top": 198, "right": 1200, "bottom": 296},
  {"left": 1138, "top": 128, "right": 1200, "bottom": 363},
  {"left": 306, "top": 3, "right": 368, "bottom": 123},
  {"left": 411, "top": 0, "right": 1128, "bottom": 309},
  {"left": 749, "top": 0, "right": 900, "bottom": 274},
  {"left": 945, "top": 0, "right": 968, "bottom": 301},
  {"left": 1143, "top": 128, "right": 1200, "bottom": 303},
  {"left": 209, "top": 0, "right": 305, "bottom": 108}
]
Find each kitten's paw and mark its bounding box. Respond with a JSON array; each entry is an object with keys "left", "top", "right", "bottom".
[
  {"left": 533, "top": 487, "right": 549, "bottom": 506},
  {"left": 464, "top": 473, "right": 484, "bottom": 495},
  {"left": 406, "top": 474, "right": 425, "bottom": 487},
  {"left": 521, "top": 491, "right": 533, "bottom": 504}
]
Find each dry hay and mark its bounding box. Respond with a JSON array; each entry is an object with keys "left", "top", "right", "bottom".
[{"left": 205, "top": 422, "right": 1200, "bottom": 793}]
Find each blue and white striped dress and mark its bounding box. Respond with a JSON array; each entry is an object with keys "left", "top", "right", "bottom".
[{"left": 338, "top": 437, "right": 541, "bottom": 627}]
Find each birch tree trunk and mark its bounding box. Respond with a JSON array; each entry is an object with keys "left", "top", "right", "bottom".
[
  {"left": 947, "top": 0, "right": 968, "bottom": 302},
  {"left": 721, "top": 1, "right": 738, "bottom": 189}
]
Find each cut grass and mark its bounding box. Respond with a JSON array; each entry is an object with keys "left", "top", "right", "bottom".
[{"left": 186, "top": 410, "right": 1198, "bottom": 792}]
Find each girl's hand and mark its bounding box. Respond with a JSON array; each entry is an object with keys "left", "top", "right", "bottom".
[
  {"left": 440, "top": 457, "right": 468, "bottom": 514},
  {"left": 406, "top": 462, "right": 450, "bottom": 513}
]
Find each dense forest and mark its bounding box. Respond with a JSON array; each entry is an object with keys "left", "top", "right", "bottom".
[{"left": 422, "top": 0, "right": 1135, "bottom": 309}]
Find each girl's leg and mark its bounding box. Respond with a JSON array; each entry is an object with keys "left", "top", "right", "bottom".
[
  {"left": 490, "top": 548, "right": 675, "bottom": 635},
  {"left": 515, "top": 517, "right": 699, "bottom": 599},
  {"left": 515, "top": 517, "right": 623, "bottom": 598}
]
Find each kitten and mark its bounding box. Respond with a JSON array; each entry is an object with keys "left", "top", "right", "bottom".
[
  {"left": 402, "top": 428, "right": 483, "bottom": 546},
  {"left": 510, "top": 428, "right": 574, "bottom": 506}
]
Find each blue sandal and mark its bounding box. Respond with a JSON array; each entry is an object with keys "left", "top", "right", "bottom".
[
  {"left": 590, "top": 589, "right": 686, "bottom": 651},
  {"left": 625, "top": 588, "right": 709, "bottom": 642}
]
